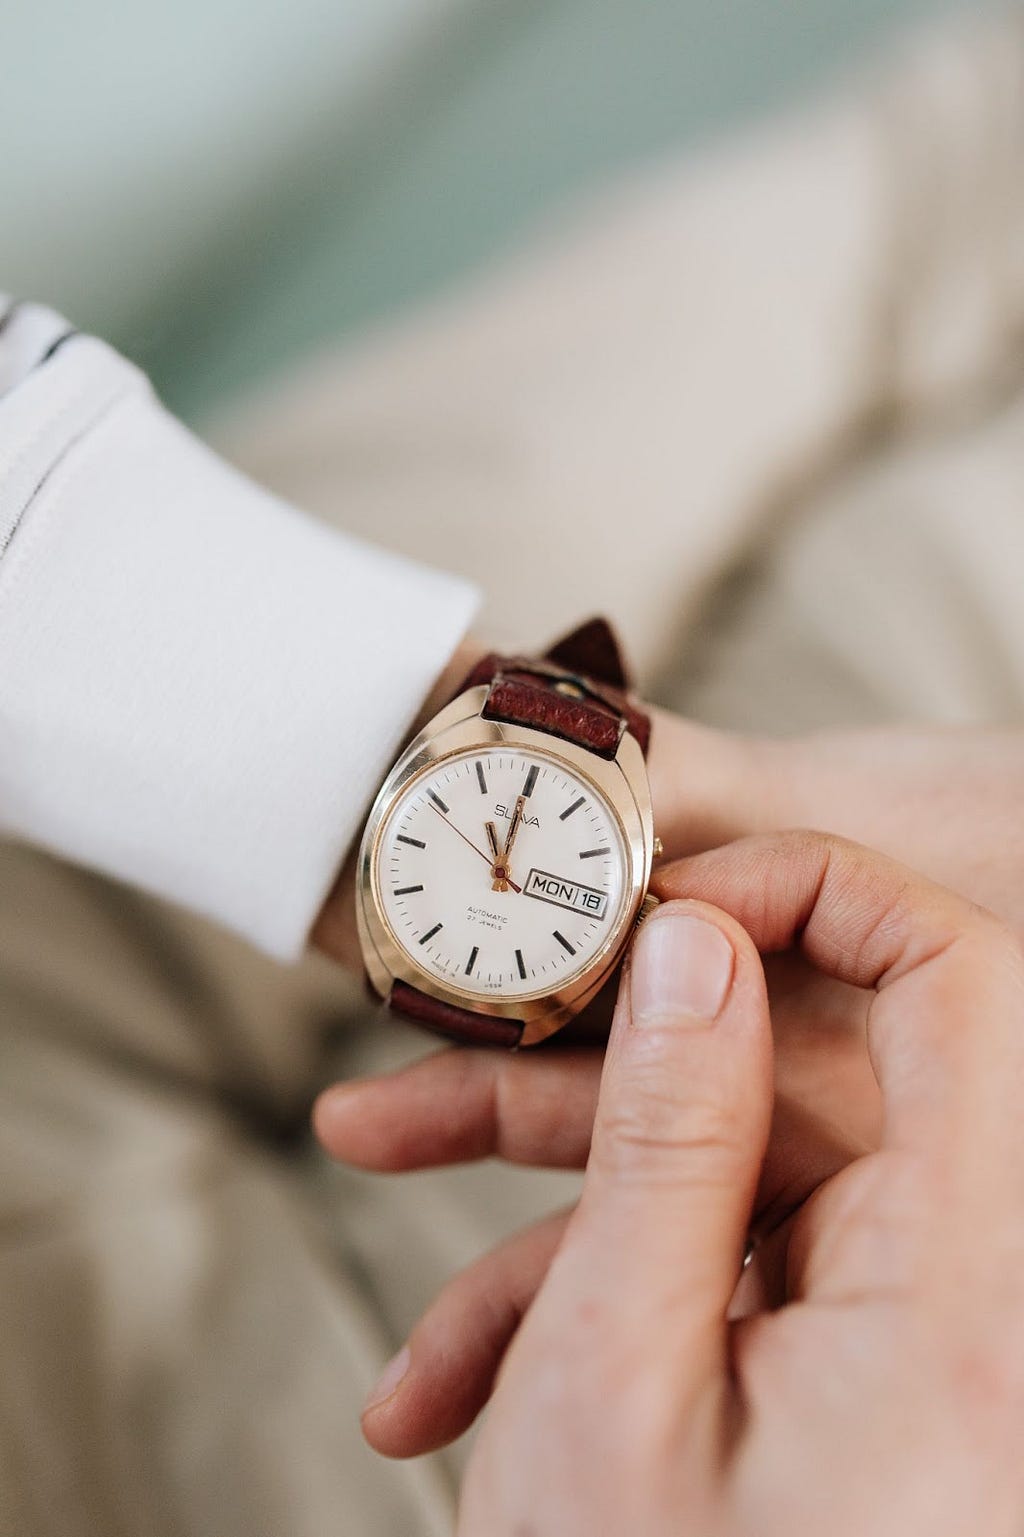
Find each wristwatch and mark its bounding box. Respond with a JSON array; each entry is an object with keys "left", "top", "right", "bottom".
[{"left": 355, "top": 619, "right": 657, "bottom": 1048}]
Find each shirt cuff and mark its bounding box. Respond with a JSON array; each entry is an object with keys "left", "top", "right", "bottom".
[{"left": 0, "top": 333, "right": 479, "bottom": 958}]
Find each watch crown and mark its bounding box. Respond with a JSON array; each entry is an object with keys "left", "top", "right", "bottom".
[
  {"left": 635, "top": 893, "right": 661, "bottom": 931},
  {"left": 652, "top": 836, "right": 664, "bottom": 860}
]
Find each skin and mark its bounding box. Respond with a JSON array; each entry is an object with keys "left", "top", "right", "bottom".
[
  {"left": 313, "top": 714, "right": 1024, "bottom": 1461},
  {"left": 324, "top": 838, "right": 1024, "bottom": 1533},
  {"left": 447, "top": 839, "right": 1024, "bottom": 1536}
]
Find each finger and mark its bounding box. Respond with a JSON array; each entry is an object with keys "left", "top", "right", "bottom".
[
  {"left": 313, "top": 960, "right": 874, "bottom": 1249},
  {"left": 361, "top": 1209, "right": 571, "bottom": 1457},
  {"left": 728, "top": 725, "right": 1024, "bottom": 927},
  {"left": 312, "top": 988, "right": 872, "bottom": 1254},
  {"left": 654, "top": 832, "right": 1024, "bottom": 1178},
  {"left": 751, "top": 951, "right": 879, "bottom": 1238},
  {"left": 535, "top": 900, "right": 773, "bottom": 1402},
  {"left": 362, "top": 1199, "right": 797, "bottom": 1460},
  {"left": 313, "top": 1048, "right": 601, "bottom": 1172}
]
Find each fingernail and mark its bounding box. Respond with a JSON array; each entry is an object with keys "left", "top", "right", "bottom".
[
  {"left": 363, "top": 1345, "right": 411, "bottom": 1413},
  {"left": 631, "top": 912, "right": 734, "bottom": 1024}
]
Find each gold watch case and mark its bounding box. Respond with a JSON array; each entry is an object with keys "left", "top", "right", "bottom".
[{"left": 356, "top": 685, "right": 655, "bottom": 1046}]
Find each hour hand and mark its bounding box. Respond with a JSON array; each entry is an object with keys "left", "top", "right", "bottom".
[{"left": 486, "top": 820, "right": 512, "bottom": 893}]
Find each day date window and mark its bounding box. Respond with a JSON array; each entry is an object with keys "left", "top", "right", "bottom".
[{"left": 523, "top": 868, "right": 609, "bottom": 922}]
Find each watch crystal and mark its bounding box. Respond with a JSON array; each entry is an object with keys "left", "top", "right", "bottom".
[{"left": 374, "top": 746, "right": 630, "bottom": 1001}]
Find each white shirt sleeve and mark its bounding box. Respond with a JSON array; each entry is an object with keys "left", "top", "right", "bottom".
[{"left": 0, "top": 300, "right": 479, "bottom": 959}]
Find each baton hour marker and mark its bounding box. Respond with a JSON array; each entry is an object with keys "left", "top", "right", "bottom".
[
  {"left": 397, "top": 835, "right": 425, "bottom": 849},
  {"left": 560, "top": 796, "right": 585, "bottom": 821},
  {"left": 427, "top": 789, "right": 449, "bottom": 814},
  {"left": 394, "top": 885, "right": 424, "bottom": 897},
  {"left": 465, "top": 946, "right": 479, "bottom": 975},
  {"left": 476, "top": 761, "right": 488, "bottom": 795},
  {"left": 553, "top": 930, "right": 576, "bottom": 957},
  {"left": 419, "top": 922, "right": 443, "bottom": 946},
  {"left": 515, "top": 948, "right": 527, "bottom": 980},
  {"left": 579, "top": 847, "right": 610, "bottom": 860},
  {"left": 522, "top": 765, "right": 539, "bottom": 798}
]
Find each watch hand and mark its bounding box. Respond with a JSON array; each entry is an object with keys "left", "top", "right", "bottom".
[
  {"left": 430, "top": 805, "right": 522, "bottom": 894},
  {"left": 485, "top": 820, "right": 512, "bottom": 893},
  {"left": 503, "top": 796, "right": 527, "bottom": 862}
]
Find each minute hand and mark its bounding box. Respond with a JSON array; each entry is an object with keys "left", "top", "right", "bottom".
[{"left": 503, "top": 795, "right": 527, "bottom": 861}]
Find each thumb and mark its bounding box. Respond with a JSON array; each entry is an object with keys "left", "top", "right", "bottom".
[{"left": 555, "top": 901, "right": 774, "bottom": 1396}]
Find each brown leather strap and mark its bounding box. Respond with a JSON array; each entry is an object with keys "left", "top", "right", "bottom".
[
  {"left": 389, "top": 980, "right": 524, "bottom": 1048},
  {"left": 461, "top": 616, "right": 651, "bottom": 759},
  {"left": 387, "top": 618, "right": 648, "bottom": 1047},
  {"left": 546, "top": 615, "right": 631, "bottom": 687}
]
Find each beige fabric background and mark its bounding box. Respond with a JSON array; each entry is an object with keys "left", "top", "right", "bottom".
[{"left": 4, "top": 10, "right": 1024, "bottom": 1535}]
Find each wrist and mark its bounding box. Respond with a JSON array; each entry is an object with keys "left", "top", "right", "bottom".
[
  {"left": 311, "top": 635, "right": 487, "bottom": 970},
  {"left": 645, "top": 707, "right": 778, "bottom": 861}
]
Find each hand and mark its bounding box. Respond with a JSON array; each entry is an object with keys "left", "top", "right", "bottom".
[
  {"left": 315, "top": 724, "right": 1024, "bottom": 1455},
  {"left": 415, "top": 837, "right": 1024, "bottom": 1534}
]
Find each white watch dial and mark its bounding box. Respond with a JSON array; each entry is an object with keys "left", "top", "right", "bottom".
[{"left": 374, "top": 746, "right": 631, "bottom": 1001}]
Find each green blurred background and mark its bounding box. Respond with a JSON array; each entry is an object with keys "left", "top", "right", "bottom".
[{"left": 2, "top": 0, "right": 973, "bottom": 423}]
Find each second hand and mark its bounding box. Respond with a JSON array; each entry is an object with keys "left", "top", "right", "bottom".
[{"left": 430, "top": 804, "right": 522, "bottom": 894}]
